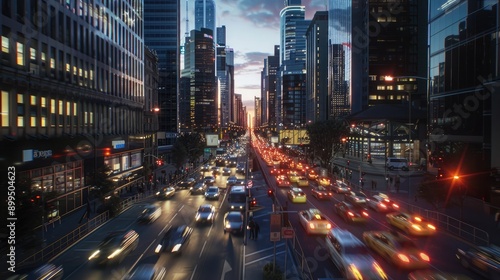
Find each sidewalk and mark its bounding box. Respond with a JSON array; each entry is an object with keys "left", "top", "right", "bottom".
[{"left": 332, "top": 155, "right": 500, "bottom": 246}]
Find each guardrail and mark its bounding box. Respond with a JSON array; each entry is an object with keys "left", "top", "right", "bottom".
[
  {"left": 252, "top": 144, "right": 314, "bottom": 280},
  {"left": 18, "top": 211, "right": 110, "bottom": 268},
  {"left": 401, "top": 201, "right": 490, "bottom": 246}
]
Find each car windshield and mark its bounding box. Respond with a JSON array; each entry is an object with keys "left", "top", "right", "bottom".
[
  {"left": 345, "top": 244, "right": 370, "bottom": 255},
  {"left": 199, "top": 206, "right": 212, "bottom": 212},
  {"left": 227, "top": 214, "right": 242, "bottom": 222},
  {"left": 208, "top": 187, "right": 218, "bottom": 192},
  {"left": 397, "top": 240, "right": 417, "bottom": 249}
]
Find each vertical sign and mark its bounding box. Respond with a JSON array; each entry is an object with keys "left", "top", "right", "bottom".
[{"left": 270, "top": 213, "right": 281, "bottom": 241}]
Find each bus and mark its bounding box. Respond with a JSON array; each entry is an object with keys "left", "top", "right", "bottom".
[{"left": 227, "top": 186, "right": 247, "bottom": 211}]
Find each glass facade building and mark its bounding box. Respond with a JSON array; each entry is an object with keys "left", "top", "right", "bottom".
[{"left": 428, "top": 0, "right": 500, "bottom": 196}]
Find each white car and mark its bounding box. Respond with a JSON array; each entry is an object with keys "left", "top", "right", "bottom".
[
  {"left": 366, "top": 194, "right": 400, "bottom": 212},
  {"left": 298, "top": 208, "right": 332, "bottom": 235}
]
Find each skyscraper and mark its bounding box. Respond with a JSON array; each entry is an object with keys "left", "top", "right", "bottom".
[
  {"left": 144, "top": 0, "right": 180, "bottom": 145},
  {"left": 195, "top": 0, "right": 216, "bottom": 32}
]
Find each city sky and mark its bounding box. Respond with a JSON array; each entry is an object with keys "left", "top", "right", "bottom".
[{"left": 181, "top": 0, "right": 326, "bottom": 115}]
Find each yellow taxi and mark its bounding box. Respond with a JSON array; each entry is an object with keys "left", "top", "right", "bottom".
[
  {"left": 306, "top": 169, "right": 318, "bottom": 180},
  {"left": 317, "top": 176, "right": 331, "bottom": 187},
  {"left": 362, "top": 231, "right": 431, "bottom": 270},
  {"left": 297, "top": 176, "right": 309, "bottom": 187},
  {"left": 288, "top": 187, "right": 307, "bottom": 203},
  {"left": 298, "top": 208, "right": 332, "bottom": 234},
  {"left": 288, "top": 171, "right": 300, "bottom": 183},
  {"left": 386, "top": 212, "right": 437, "bottom": 236}
]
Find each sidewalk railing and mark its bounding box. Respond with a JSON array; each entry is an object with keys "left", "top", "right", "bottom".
[
  {"left": 18, "top": 211, "right": 110, "bottom": 268},
  {"left": 400, "top": 201, "right": 490, "bottom": 246}
]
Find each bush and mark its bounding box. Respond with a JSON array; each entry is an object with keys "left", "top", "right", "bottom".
[{"left": 262, "top": 262, "right": 283, "bottom": 280}]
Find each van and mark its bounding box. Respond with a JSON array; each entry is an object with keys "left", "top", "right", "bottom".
[{"left": 386, "top": 157, "right": 409, "bottom": 171}]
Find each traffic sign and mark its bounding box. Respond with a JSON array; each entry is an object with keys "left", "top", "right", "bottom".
[
  {"left": 282, "top": 227, "right": 294, "bottom": 239},
  {"left": 247, "top": 180, "right": 253, "bottom": 188},
  {"left": 270, "top": 232, "right": 280, "bottom": 241}
]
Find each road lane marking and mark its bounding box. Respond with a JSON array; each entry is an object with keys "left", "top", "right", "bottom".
[
  {"left": 244, "top": 243, "right": 285, "bottom": 257},
  {"left": 245, "top": 251, "right": 285, "bottom": 266},
  {"left": 189, "top": 264, "right": 197, "bottom": 280},
  {"left": 199, "top": 240, "right": 207, "bottom": 258}
]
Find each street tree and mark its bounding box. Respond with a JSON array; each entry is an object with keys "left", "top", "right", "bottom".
[
  {"left": 171, "top": 139, "right": 188, "bottom": 170},
  {"left": 306, "top": 119, "right": 349, "bottom": 167}
]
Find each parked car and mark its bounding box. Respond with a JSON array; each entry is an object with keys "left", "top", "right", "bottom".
[
  {"left": 88, "top": 230, "right": 139, "bottom": 265},
  {"left": 138, "top": 205, "right": 161, "bottom": 223},
  {"left": 155, "top": 225, "right": 193, "bottom": 254}
]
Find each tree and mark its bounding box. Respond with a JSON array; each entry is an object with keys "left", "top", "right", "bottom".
[
  {"left": 87, "top": 165, "right": 115, "bottom": 198},
  {"left": 171, "top": 139, "right": 188, "bottom": 170},
  {"left": 172, "top": 133, "right": 205, "bottom": 168},
  {"left": 306, "top": 119, "right": 349, "bottom": 167}
]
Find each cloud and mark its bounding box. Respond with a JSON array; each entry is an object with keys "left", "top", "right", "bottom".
[{"left": 233, "top": 51, "right": 271, "bottom": 75}]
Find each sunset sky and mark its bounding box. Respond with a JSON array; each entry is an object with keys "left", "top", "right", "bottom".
[{"left": 181, "top": 0, "right": 327, "bottom": 115}]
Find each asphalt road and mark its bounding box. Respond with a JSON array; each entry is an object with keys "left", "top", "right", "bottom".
[
  {"left": 49, "top": 165, "right": 248, "bottom": 280},
  {"left": 255, "top": 146, "right": 484, "bottom": 279}
]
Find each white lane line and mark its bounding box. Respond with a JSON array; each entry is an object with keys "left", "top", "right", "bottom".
[
  {"left": 199, "top": 240, "right": 207, "bottom": 258},
  {"left": 189, "top": 264, "right": 198, "bottom": 280},
  {"left": 244, "top": 243, "right": 285, "bottom": 257}
]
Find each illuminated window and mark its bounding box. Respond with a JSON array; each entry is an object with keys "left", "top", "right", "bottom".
[
  {"left": 387, "top": 85, "right": 393, "bottom": 90},
  {"left": 397, "top": 85, "right": 405, "bottom": 90},
  {"left": 30, "top": 47, "right": 36, "bottom": 60},
  {"left": 30, "top": 116, "right": 36, "bottom": 127},
  {"left": 376, "top": 85, "right": 386, "bottom": 90},
  {"left": 17, "top": 94, "right": 23, "bottom": 104},
  {"left": 58, "top": 100, "right": 63, "bottom": 115},
  {"left": 1, "top": 91, "right": 9, "bottom": 127},
  {"left": 41, "top": 52, "right": 46, "bottom": 61},
  {"left": 30, "top": 95, "right": 36, "bottom": 105},
  {"left": 41, "top": 116, "right": 46, "bottom": 127},
  {"left": 17, "top": 116, "right": 24, "bottom": 127},
  {"left": 50, "top": 99, "right": 56, "bottom": 113},
  {"left": 17, "top": 42, "right": 25, "bottom": 66},
  {"left": 90, "top": 69, "right": 94, "bottom": 80},
  {"left": 50, "top": 57, "right": 55, "bottom": 69},
  {"left": 73, "top": 103, "right": 77, "bottom": 116},
  {"left": 66, "top": 63, "right": 70, "bottom": 72},
  {"left": 1, "top": 36, "right": 8, "bottom": 53}
]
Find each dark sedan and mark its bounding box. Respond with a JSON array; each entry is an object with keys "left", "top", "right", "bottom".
[
  {"left": 195, "top": 204, "right": 216, "bottom": 224},
  {"left": 223, "top": 211, "right": 244, "bottom": 234},
  {"left": 456, "top": 245, "right": 500, "bottom": 279},
  {"left": 344, "top": 190, "right": 368, "bottom": 205},
  {"left": 334, "top": 201, "right": 369, "bottom": 222},
  {"left": 190, "top": 182, "right": 207, "bottom": 195},
  {"left": 155, "top": 225, "right": 193, "bottom": 254},
  {"left": 177, "top": 178, "right": 196, "bottom": 189},
  {"left": 155, "top": 186, "right": 175, "bottom": 199},
  {"left": 310, "top": 184, "right": 333, "bottom": 200}
]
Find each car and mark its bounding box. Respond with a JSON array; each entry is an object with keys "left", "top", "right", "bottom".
[
  {"left": 306, "top": 169, "right": 319, "bottom": 180},
  {"left": 226, "top": 175, "right": 238, "bottom": 185},
  {"left": 366, "top": 193, "right": 400, "bottom": 212},
  {"left": 204, "top": 186, "right": 220, "bottom": 200},
  {"left": 204, "top": 175, "right": 216, "bottom": 185},
  {"left": 215, "top": 158, "right": 226, "bottom": 167},
  {"left": 334, "top": 201, "right": 369, "bottom": 223},
  {"left": 296, "top": 176, "right": 309, "bottom": 187},
  {"left": 138, "top": 204, "right": 161, "bottom": 223},
  {"left": 195, "top": 204, "right": 216, "bottom": 223},
  {"left": 190, "top": 182, "right": 207, "bottom": 195},
  {"left": 310, "top": 184, "right": 333, "bottom": 200},
  {"left": 386, "top": 212, "right": 437, "bottom": 236},
  {"left": 288, "top": 172, "right": 300, "bottom": 183},
  {"left": 222, "top": 167, "right": 232, "bottom": 176},
  {"left": 223, "top": 211, "right": 244, "bottom": 234},
  {"left": 155, "top": 186, "right": 175, "bottom": 199},
  {"left": 344, "top": 190, "right": 368, "bottom": 205},
  {"left": 211, "top": 166, "right": 221, "bottom": 175},
  {"left": 88, "top": 230, "right": 139, "bottom": 265},
  {"left": 362, "top": 231, "right": 431, "bottom": 269},
  {"left": 155, "top": 225, "right": 193, "bottom": 254},
  {"left": 177, "top": 177, "right": 196, "bottom": 189},
  {"left": 200, "top": 164, "right": 211, "bottom": 172},
  {"left": 317, "top": 176, "right": 331, "bottom": 187},
  {"left": 227, "top": 157, "right": 238, "bottom": 167},
  {"left": 270, "top": 167, "right": 282, "bottom": 176},
  {"left": 331, "top": 180, "right": 351, "bottom": 193},
  {"left": 236, "top": 163, "right": 246, "bottom": 174},
  {"left": 325, "top": 228, "right": 388, "bottom": 280},
  {"left": 288, "top": 187, "right": 307, "bottom": 203},
  {"left": 127, "top": 264, "right": 166, "bottom": 280},
  {"left": 386, "top": 157, "right": 409, "bottom": 171},
  {"left": 276, "top": 175, "right": 291, "bottom": 187},
  {"left": 298, "top": 208, "right": 332, "bottom": 235},
  {"left": 456, "top": 245, "right": 500, "bottom": 279}
]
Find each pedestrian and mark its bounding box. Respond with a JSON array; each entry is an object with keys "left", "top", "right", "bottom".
[
  {"left": 495, "top": 211, "right": 500, "bottom": 227},
  {"left": 248, "top": 218, "right": 256, "bottom": 240},
  {"left": 254, "top": 222, "right": 260, "bottom": 239}
]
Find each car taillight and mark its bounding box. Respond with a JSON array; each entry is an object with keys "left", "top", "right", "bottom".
[
  {"left": 380, "top": 203, "right": 387, "bottom": 208},
  {"left": 348, "top": 212, "right": 354, "bottom": 217},
  {"left": 419, "top": 253, "right": 430, "bottom": 261},
  {"left": 309, "top": 223, "right": 315, "bottom": 229},
  {"left": 397, "top": 254, "right": 410, "bottom": 263},
  {"left": 362, "top": 211, "right": 368, "bottom": 217},
  {"left": 393, "top": 204, "right": 399, "bottom": 209},
  {"left": 326, "top": 223, "right": 332, "bottom": 229}
]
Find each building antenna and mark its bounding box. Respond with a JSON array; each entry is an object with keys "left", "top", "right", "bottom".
[{"left": 185, "top": 0, "right": 190, "bottom": 37}]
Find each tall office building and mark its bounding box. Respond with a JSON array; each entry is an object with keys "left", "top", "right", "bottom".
[
  {"left": 1, "top": 0, "right": 144, "bottom": 215},
  {"left": 305, "top": 11, "right": 329, "bottom": 122},
  {"left": 216, "top": 26, "right": 234, "bottom": 139},
  {"left": 195, "top": 0, "right": 216, "bottom": 32},
  {"left": 278, "top": 0, "right": 309, "bottom": 127},
  {"left": 428, "top": 0, "right": 500, "bottom": 198},
  {"left": 180, "top": 28, "right": 217, "bottom": 132},
  {"left": 265, "top": 46, "right": 280, "bottom": 129},
  {"left": 144, "top": 0, "right": 180, "bottom": 145},
  {"left": 254, "top": 97, "right": 262, "bottom": 127}
]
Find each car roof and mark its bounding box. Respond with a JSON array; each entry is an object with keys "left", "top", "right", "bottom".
[{"left": 329, "top": 228, "right": 364, "bottom": 246}]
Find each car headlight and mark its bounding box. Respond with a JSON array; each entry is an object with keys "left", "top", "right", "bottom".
[
  {"left": 172, "top": 244, "right": 181, "bottom": 252},
  {"left": 225, "top": 222, "right": 231, "bottom": 228},
  {"left": 88, "top": 250, "right": 100, "bottom": 260},
  {"left": 107, "top": 249, "right": 122, "bottom": 259},
  {"left": 208, "top": 213, "right": 213, "bottom": 220},
  {"left": 154, "top": 244, "right": 162, "bottom": 253},
  {"left": 195, "top": 213, "right": 200, "bottom": 220},
  {"left": 156, "top": 191, "right": 160, "bottom": 195},
  {"left": 411, "top": 224, "right": 422, "bottom": 231}
]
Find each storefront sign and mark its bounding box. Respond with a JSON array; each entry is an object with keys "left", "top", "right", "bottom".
[
  {"left": 22, "top": 149, "right": 53, "bottom": 162},
  {"left": 112, "top": 140, "right": 125, "bottom": 149}
]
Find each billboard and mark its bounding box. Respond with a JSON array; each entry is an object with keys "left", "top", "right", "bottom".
[
  {"left": 279, "top": 129, "right": 309, "bottom": 145},
  {"left": 206, "top": 133, "right": 219, "bottom": 147}
]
